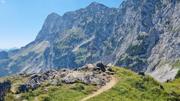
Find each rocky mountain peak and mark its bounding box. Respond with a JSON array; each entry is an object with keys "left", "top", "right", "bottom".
[
  {"left": 47, "top": 12, "right": 60, "bottom": 18},
  {"left": 0, "top": 0, "right": 179, "bottom": 82},
  {"left": 87, "top": 2, "right": 108, "bottom": 9},
  {"left": 35, "top": 12, "right": 61, "bottom": 41}
]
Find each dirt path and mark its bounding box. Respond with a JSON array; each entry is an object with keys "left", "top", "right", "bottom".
[{"left": 80, "top": 76, "right": 118, "bottom": 101}]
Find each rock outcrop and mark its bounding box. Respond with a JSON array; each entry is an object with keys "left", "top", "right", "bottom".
[
  {"left": 0, "top": 80, "right": 11, "bottom": 101},
  {"left": 15, "top": 63, "right": 113, "bottom": 93}
]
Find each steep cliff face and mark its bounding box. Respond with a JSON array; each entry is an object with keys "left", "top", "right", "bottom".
[
  {"left": 146, "top": 0, "right": 180, "bottom": 82},
  {"left": 0, "top": 0, "right": 179, "bottom": 82}
]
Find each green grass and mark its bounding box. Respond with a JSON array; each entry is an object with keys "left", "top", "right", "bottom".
[
  {"left": 4, "top": 67, "right": 180, "bottom": 101},
  {"left": 163, "top": 78, "right": 180, "bottom": 95},
  {"left": 87, "top": 67, "right": 180, "bottom": 101},
  {"left": 5, "top": 83, "right": 96, "bottom": 101}
]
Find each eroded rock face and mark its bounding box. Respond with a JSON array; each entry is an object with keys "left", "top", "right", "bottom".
[
  {"left": 149, "top": 64, "right": 179, "bottom": 82},
  {"left": 0, "top": 80, "right": 11, "bottom": 101}
]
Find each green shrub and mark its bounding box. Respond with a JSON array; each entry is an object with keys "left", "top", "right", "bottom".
[
  {"left": 175, "top": 70, "right": 180, "bottom": 79},
  {"left": 71, "top": 83, "right": 85, "bottom": 91}
]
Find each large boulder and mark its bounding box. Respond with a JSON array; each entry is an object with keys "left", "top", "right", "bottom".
[
  {"left": 96, "top": 63, "right": 107, "bottom": 72},
  {"left": 27, "top": 75, "right": 42, "bottom": 90},
  {"left": 79, "top": 63, "right": 109, "bottom": 72}
]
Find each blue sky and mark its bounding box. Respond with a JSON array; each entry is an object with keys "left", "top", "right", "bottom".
[{"left": 0, "top": 0, "right": 123, "bottom": 49}]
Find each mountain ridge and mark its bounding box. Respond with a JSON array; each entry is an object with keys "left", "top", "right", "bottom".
[{"left": 0, "top": 0, "right": 179, "bottom": 82}]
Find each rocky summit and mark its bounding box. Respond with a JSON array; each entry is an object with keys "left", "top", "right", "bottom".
[{"left": 0, "top": 0, "right": 179, "bottom": 82}]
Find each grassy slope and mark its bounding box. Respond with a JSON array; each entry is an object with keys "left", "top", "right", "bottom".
[
  {"left": 4, "top": 67, "right": 180, "bottom": 101},
  {"left": 88, "top": 67, "right": 180, "bottom": 101},
  {"left": 5, "top": 83, "right": 96, "bottom": 101}
]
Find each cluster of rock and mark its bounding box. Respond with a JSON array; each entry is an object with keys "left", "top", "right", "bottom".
[
  {"left": 0, "top": 80, "right": 11, "bottom": 101},
  {"left": 17, "top": 63, "right": 114, "bottom": 93}
]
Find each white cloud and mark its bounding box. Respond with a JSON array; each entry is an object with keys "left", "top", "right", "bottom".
[{"left": 0, "top": 0, "right": 6, "bottom": 4}]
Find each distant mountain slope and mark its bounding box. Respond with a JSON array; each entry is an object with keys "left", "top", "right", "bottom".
[{"left": 0, "top": 0, "right": 179, "bottom": 82}]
